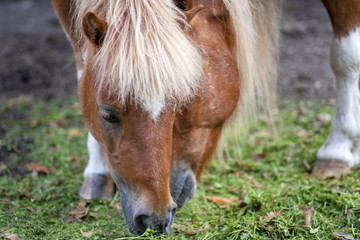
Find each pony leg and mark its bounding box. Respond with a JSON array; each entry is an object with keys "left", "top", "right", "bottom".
[
  {"left": 79, "top": 125, "right": 115, "bottom": 200},
  {"left": 313, "top": 27, "right": 360, "bottom": 178}
]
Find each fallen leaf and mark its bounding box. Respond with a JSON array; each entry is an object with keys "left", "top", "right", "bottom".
[
  {"left": 69, "top": 200, "right": 87, "bottom": 222},
  {"left": 67, "top": 155, "right": 77, "bottom": 161},
  {"left": 26, "top": 163, "right": 50, "bottom": 174},
  {"left": 251, "top": 153, "right": 266, "bottom": 161},
  {"left": 219, "top": 216, "right": 224, "bottom": 224},
  {"left": 78, "top": 199, "right": 87, "bottom": 208},
  {"left": 204, "top": 196, "right": 240, "bottom": 209},
  {"left": 1, "top": 232, "right": 19, "bottom": 240},
  {"left": 228, "top": 186, "right": 241, "bottom": 193},
  {"left": 268, "top": 198, "right": 276, "bottom": 207},
  {"left": 80, "top": 228, "right": 94, "bottom": 237},
  {"left": 333, "top": 231, "right": 354, "bottom": 240},
  {"left": 316, "top": 180, "right": 326, "bottom": 185},
  {"left": 329, "top": 178, "right": 338, "bottom": 185},
  {"left": 172, "top": 223, "right": 187, "bottom": 230},
  {"left": 111, "top": 203, "right": 122, "bottom": 211},
  {"left": 50, "top": 120, "right": 64, "bottom": 130},
  {"left": 67, "top": 128, "right": 82, "bottom": 139},
  {"left": 239, "top": 189, "right": 247, "bottom": 201},
  {"left": 26, "top": 207, "right": 34, "bottom": 212},
  {"left": 259, "top": 211, "right": 284, "bottom": 225},
  {"left": 89, "top": 211, "right": 97, "bottom": 219},
  {"left": 20, "top": 188, "right": 31, "bottom": 198},
  {"left": 299, "top": 206, "right": 314, "bottom": 227},
  {"left": 350, "top": 187, "right": 360, "bottom": 193}
]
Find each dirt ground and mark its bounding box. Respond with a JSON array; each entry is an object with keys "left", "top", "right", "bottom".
[{"left": 0, "top": 0, "right": 335, "bottom": 103}]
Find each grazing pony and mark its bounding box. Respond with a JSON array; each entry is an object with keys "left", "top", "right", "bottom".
[{"left": 52, "top": 0, "right": 360, "bottom": 236}]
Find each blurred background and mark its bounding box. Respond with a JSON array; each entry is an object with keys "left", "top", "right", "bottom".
[{"left": 0, "top": 0, "right": 334, "bottom": 103}]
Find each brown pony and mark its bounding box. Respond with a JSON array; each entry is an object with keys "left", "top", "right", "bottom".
[{"left": 52, "top": 0, "right": 360, "bottom": 236}]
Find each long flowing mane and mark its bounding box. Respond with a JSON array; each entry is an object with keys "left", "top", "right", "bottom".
[
  {"left": 72, "top": 0, "right": 203, "bottom": 116},
  {"left": 218, "top": 0, "right": 280, "bottom": 160},
  {"left": 225, "top": 0, "right": 280, "bottom": 118}
]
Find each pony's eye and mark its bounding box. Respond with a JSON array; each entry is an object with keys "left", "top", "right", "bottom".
[{"left": 99, "top": 107, "right": 120, "bottom": 124}]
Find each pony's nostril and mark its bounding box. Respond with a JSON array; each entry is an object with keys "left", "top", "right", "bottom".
[
  {"left": 134, "top": 213, "right": 150, "bottom": 234},
  {"left": 134, "top": 205, "right": 177, "bottom": 235}
]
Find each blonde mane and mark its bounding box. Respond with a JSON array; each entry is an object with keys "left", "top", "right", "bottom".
[
  {"left": 217, "top": 0, "right": 280, "bottom": 162},
  {"left": 224, "top": 0, "right": 280, "bottom": 119},
  {"left": 72, "top": 0, "right": 203, "bottom": 116}
]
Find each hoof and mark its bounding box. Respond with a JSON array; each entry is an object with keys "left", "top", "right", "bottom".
[
  {"left": 311, "top": 159, "right": 351, "bottom": 179},
  {"left": 79, "top": 174, "right": 115, "bottom": 200}
]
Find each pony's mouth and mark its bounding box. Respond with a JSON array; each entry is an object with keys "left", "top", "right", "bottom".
[{"left": 170, "top": 170, "right": 196, "bottom": 208}]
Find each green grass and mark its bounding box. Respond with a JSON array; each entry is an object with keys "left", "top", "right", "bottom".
[{"left": 0, "top": 98, "right": 359, "bottom": 239}]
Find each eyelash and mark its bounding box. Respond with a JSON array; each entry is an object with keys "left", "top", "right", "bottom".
[{"left": 99, "top": 108, "right": 121, "bottom": 124}]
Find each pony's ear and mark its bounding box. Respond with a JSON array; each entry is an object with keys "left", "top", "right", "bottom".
[
  {"left": 82, "top": 11, "right": 107, "bottom": 46},
  {"left": 184, "top": 4, "right": 204, "bottom": 26}
]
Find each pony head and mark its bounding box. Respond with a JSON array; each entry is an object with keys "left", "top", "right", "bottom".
[{"left": 77, "top": 1, "right": 203, "bottom": 235}]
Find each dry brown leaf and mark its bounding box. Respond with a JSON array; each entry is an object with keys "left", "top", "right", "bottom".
[
  {"left": 78, "top": 200, "right": 87, "bottom": 208},
  {"left": 111, "top": 203, "right": 122, "bottom": 211},
  {"left": 69, "top": 200, "right": 87, "bottom": 222},
  {"left": 50, "top": 120, "right": 65, "bottom": 130},
  {"left": 228, "top": 186, "right": 241, "bottom": 193},
  {"left": 299, "top": 206, "right": 314, "bottom": 227},
  {"left": 80, "top": 228, "right": 94, "bottom": 237},
  {"left": 239, "top": 189, "right": 247, "bottom": 200},
  {"left": 268, "top": 198, "right": 276, "bottom": 207},
  {"left": 316, "top": 180, "right": 326, "bottom": 185},
  {"left": 20, "top": 188, "right": 31, "bottom": 198},
  {"left": 26, "top": 207, "right": 35, "bottom": 212},
  {"left": 204, "top": 196, "right": 240, "bottom": 208},
  {"left": 67, "top": 128, "right": 82, "bottom": 139},
  {"left": 251, "top": 153, "right": 266, "bottom": 161},
  {"left": 89, "top": 211, "right": 98, "bottom": 219},
  {"left": 67, "top": 155, "right": 77, "bottom": 161},
  {"left": 172, "top": 223, "right": 187, "bottom": 230},
  {"left": 350, "top": 187, "right": 360, "bottom": 193},
  {"left": 1, "top": 232, "right": 19, "bottom": 240},
  {"left": 259, "top": 210, "right": 285, "bottom": 225},
  {"left": 329, "top": 178, "right": 338, "bottom": 185},
  {"left": 26, "top": 163, "right": 50, "bottom": 174},
  {"left": 219, "top": 216, "right": 224, "bottom": 224}
]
